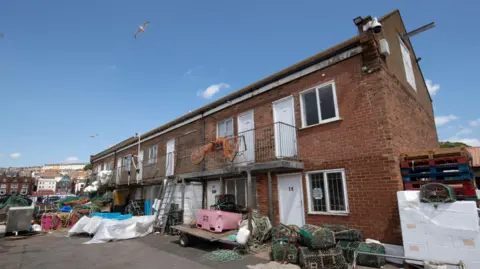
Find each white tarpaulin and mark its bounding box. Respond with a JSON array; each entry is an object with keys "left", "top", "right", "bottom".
[
  {"left": 68, "top": 215, "right": 155, "bottom": 244},
  {"left": 398, "top": 190, "right": 480, "bottom": 268}
]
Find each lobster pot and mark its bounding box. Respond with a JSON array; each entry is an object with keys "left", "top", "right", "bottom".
[
  {"left": 336, "top": 240, "right": 361, "bottom": 263},
  {"left": 420, "top": 183, "right": 457, "bottom": 204},
  {"left": 272, "top": 225, "right": 300, "bottom": 243},
  {"left": 271, "top": 242, "right": 298, "bottom": 264},
  {"left": 321, "top": 224, "right": 362, "bottom": 241},
  {"left": 298, "top": 246, "right": 348, "bottom": 269},
  {"left": 356, "top": 242, "right": 386, "bottom": 268},
  {"left": 299, "top": 226, "right": 335, "bottom": 249}
]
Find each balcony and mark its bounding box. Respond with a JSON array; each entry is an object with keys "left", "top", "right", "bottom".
[
  {"left": 110, "top": 122, "right": 303, "bottom": 185},
  {"left": 177, "top": 122, "right": 303, "bottom": 178}
]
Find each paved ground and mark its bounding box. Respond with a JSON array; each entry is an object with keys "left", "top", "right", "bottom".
[{"left": 0, "top": 232, "right": 267, "bottom": 269}]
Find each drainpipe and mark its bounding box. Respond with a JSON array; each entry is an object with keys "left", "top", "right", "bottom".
[
  {"left": 201, "top": 113, "right": 206, "bottom": 172},
  {"left": 247, "top": 169, "right": 253, "bottom": 232},
  {"left": 137, "top": 132, "right": 141, "bottom": 184},
  {"left": 267, "top": 172, "right": 274, "bottom": 223}
]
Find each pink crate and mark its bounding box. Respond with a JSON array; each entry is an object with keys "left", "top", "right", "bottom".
[
  {"left": 41, "top": 215, "right": 53, "bottom": 231},
  {"left": 196, "top": 209, "right": 242, "bottom": 233}
]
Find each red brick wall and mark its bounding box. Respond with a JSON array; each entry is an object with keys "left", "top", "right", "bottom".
[{"left": 254, "top": 64, "right": 437, "bottom": 244}]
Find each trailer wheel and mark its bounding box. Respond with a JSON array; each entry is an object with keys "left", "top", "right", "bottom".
[{"left": 179, "top": 234, "right": 190, "bottom": 247}]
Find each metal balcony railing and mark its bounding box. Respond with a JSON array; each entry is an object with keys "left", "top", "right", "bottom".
[
  {"left": 177, "top": 121, "right": 299, "bottom": 173},
  {"left": 109, "top": 122, "right": 298, "bottom": 185}
]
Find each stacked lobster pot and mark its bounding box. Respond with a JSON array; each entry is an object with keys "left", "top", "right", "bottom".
[
  {"left": 328, "top": 224, "right": 386, "bottom": 268},
  {"left": 297, "top": 224, "right": 348, "bottom": 269},
  {"left": 270, "top": 225, "right": 301, "bottom": 264}
]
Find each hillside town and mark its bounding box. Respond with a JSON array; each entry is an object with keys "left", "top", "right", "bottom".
[{"left": 1, "top": 4, "right": 479, "bottom": 269}]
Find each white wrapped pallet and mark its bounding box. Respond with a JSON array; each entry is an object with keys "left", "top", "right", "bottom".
[{"left": 397, "top": 190, "right": 480, "bottom": 268}]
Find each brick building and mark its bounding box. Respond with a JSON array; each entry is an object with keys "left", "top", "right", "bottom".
[
  {"left": 0, "top": 172, "right": 34, "bottom": 196},
  {"left": 90, "top": 10, "right": 438, "bottom": 243}
]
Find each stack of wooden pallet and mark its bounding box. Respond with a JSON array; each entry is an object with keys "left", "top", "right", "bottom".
[{"left": 400, "top": 147, "right": 477, "bottom": 201}]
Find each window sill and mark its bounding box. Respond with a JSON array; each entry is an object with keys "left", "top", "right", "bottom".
[
  {"left": 300, "top": 117, "right": 343, "bottom": 130},
  {"left": 307, "top": 211, "right": 349, "bottom": 216}
]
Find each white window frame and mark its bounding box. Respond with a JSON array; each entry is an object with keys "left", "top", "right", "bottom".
[
  {"left": 217, "top": 118, "right": 234, "bottom": 138},
  {"left": 148, "top": 144, "right": 158, "bottom": 165},
  {"left": 123, "top": 155, "right": 132, "bottom": 171},
  {"left": 399, "top": 36, "right": 416, "bottom": 91},
  {"left": 305, "top": 168, "right": 349, "bottom": 215},
  {"left": 223, "top": 178, "right": 248, "bottom": 207},
  {"left": 299, "top": 80, "right": 340, "bottom": 128}
]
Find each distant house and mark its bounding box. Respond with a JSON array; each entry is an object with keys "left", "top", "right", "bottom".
[
  {"left": 56, "top": 177, "right": 71, "bottom": 194},
  {"left": 0, "top": 172, "right": 34, "bottom": 196}
]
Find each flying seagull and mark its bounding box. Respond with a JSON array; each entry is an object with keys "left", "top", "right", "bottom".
[
  {"left": 89, "top": 134, "right": 99, "bottom": 138},
  {"left": 134, "top": 21, "right": 150, "bottom": 39}
]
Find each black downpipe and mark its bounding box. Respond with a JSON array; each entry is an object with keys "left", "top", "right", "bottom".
[{"left": 201, "top": 113, "right": 206, "bottom": 172}]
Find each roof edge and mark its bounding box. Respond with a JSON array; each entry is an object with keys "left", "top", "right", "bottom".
[{"left": 91, "top": 36, "right": 362, "bottom": 162}]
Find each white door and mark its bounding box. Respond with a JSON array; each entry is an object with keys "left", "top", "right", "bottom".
[
  {"left": 237, "top": 111, "right": 255, "bottom": 164},
  {"left": 116, "top": 158, "right": 122, "bottom": 184},
  {"left": 137, "top": 150, "right": 144, "bottom": 182},
  {"left": 273, "top": 96, "right": 297, "bottom": 158},
  {"left": 206, "top": 180, "right": 221, "bottom": 208},
  {"left": 277, "top": 173, "right": 305, "bottom": 227},
  {"left": 166, "top": 139, "right": 175, "bottom": 176}
]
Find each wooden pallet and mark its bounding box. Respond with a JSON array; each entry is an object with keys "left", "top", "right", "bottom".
[
  {"left": 404, "top": 180, "right": 477, "bottom": 200},
  {"left": 400, "top": 155, "right": 471, "bottom": 168},
  {"left": 400, "top": 147, "right": 470, "bottom": 162},
  {"left": 403, "top": 171, "right": 475, "bottom": 182},
  {"left": 401, "top": 163, "right": 472, "bottom": 175}
]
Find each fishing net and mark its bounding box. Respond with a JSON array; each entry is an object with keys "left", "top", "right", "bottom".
[
  {"left": 356, "top": 242, "right": 386, "bottom": 268},
  {"left": 202, "top": 249, "right": 243, "bottom": 263},
  {"left": 336, "top": 240, "right": 361, "bottom": 263},
  {"left": 298, "top": 225, "right": 335, "bottom": 249},
  {"left": 0, "top": 196, "right": 29, "bottom": 210},
  {"left": 271, "top": 242, "right": 298, "bottom": 264},
  {"left": 298, "top": 246, "right": 348, "bottom": 269},
  {"left": 420, "top": 183, "right": 457, "bottom": 208},
  {"left": 321, "top": 224, "right": 362, "bottom": 242}
]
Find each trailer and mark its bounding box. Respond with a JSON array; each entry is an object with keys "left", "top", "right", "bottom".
[{"left": 171, "top": 224, "right": 240, "bottom": 248}]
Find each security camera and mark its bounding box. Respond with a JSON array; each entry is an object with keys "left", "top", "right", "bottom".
[
  {"left": 362, "top": 17, "right": 382, "bottom": 34},
  {"left": 371, "top": 18, "right": 382, "bottom": 33}
]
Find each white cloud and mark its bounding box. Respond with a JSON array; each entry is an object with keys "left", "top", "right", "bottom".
[
  {"left": 0, "top": 154, "right": 4, "bottom": 157},
  {"left": 426, "top": 79, "right": 440, "bottom": 96},
  {"left": 63, "top": 157, "right": 79, "bottom": 163},
  {"left": 456, "top": 128, "right": 473, "bottom": 136},
  {"left": 435, "top": 115, "right": 458, "bottom": 126},
  {"left": 10, "top": 153, "right": 21, "bottom": 159},
  {"left": 469, "top": 119, "right": 480, "bottom": 127},
  {"left": 197, "top": 83, "right": 230, "bottom": 99}
]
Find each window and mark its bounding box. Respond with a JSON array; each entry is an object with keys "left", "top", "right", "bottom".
[
  {"left": 123, "top": 155, "right": 132, "bottom": 171},
  {"left": 224, "top": 178, "right": 247, "bottom": 207},
  {"left": 300, "top": 81, "right": 339, "bottom": 127},
  {"left": 148, "top": 145, "right": 158, "bottom": 164},
  {"left": 20, "top": 185, "right": 27, "bottom": 195},
  {"left": 399, "top": 37, "right": 416, "bottom": 90},
  {"left": 306, "top": 169, "right": 348, "bottom": 214},
  {"left": 217, "top": 118, "right": 234, "bottom": 138},
  {"left": 105, "top": 163, "right": 112, "bottom": 170},
  {"left": 0, "top": 184, "right": 6, "bottom": 195}
]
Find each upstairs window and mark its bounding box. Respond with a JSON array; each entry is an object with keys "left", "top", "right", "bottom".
[
  {"left": 300, "top": 81, "right": 339, "bottom": 127},
  {"left": 123, "top": 155, "right": 132, "bottom": 171},
  {"left": 399, "top": 36, "right": 416, "bottom": 91},
  {"left": 148, "top": 145, "right": 158, "bottom": 164},
  {"left": 217, "top": 118, "right": 234, "bottom": 138}
]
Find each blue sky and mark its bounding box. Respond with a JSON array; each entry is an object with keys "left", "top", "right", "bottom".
[{"left": 0, "top": 1, "right": 479, "bottom": 167}]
